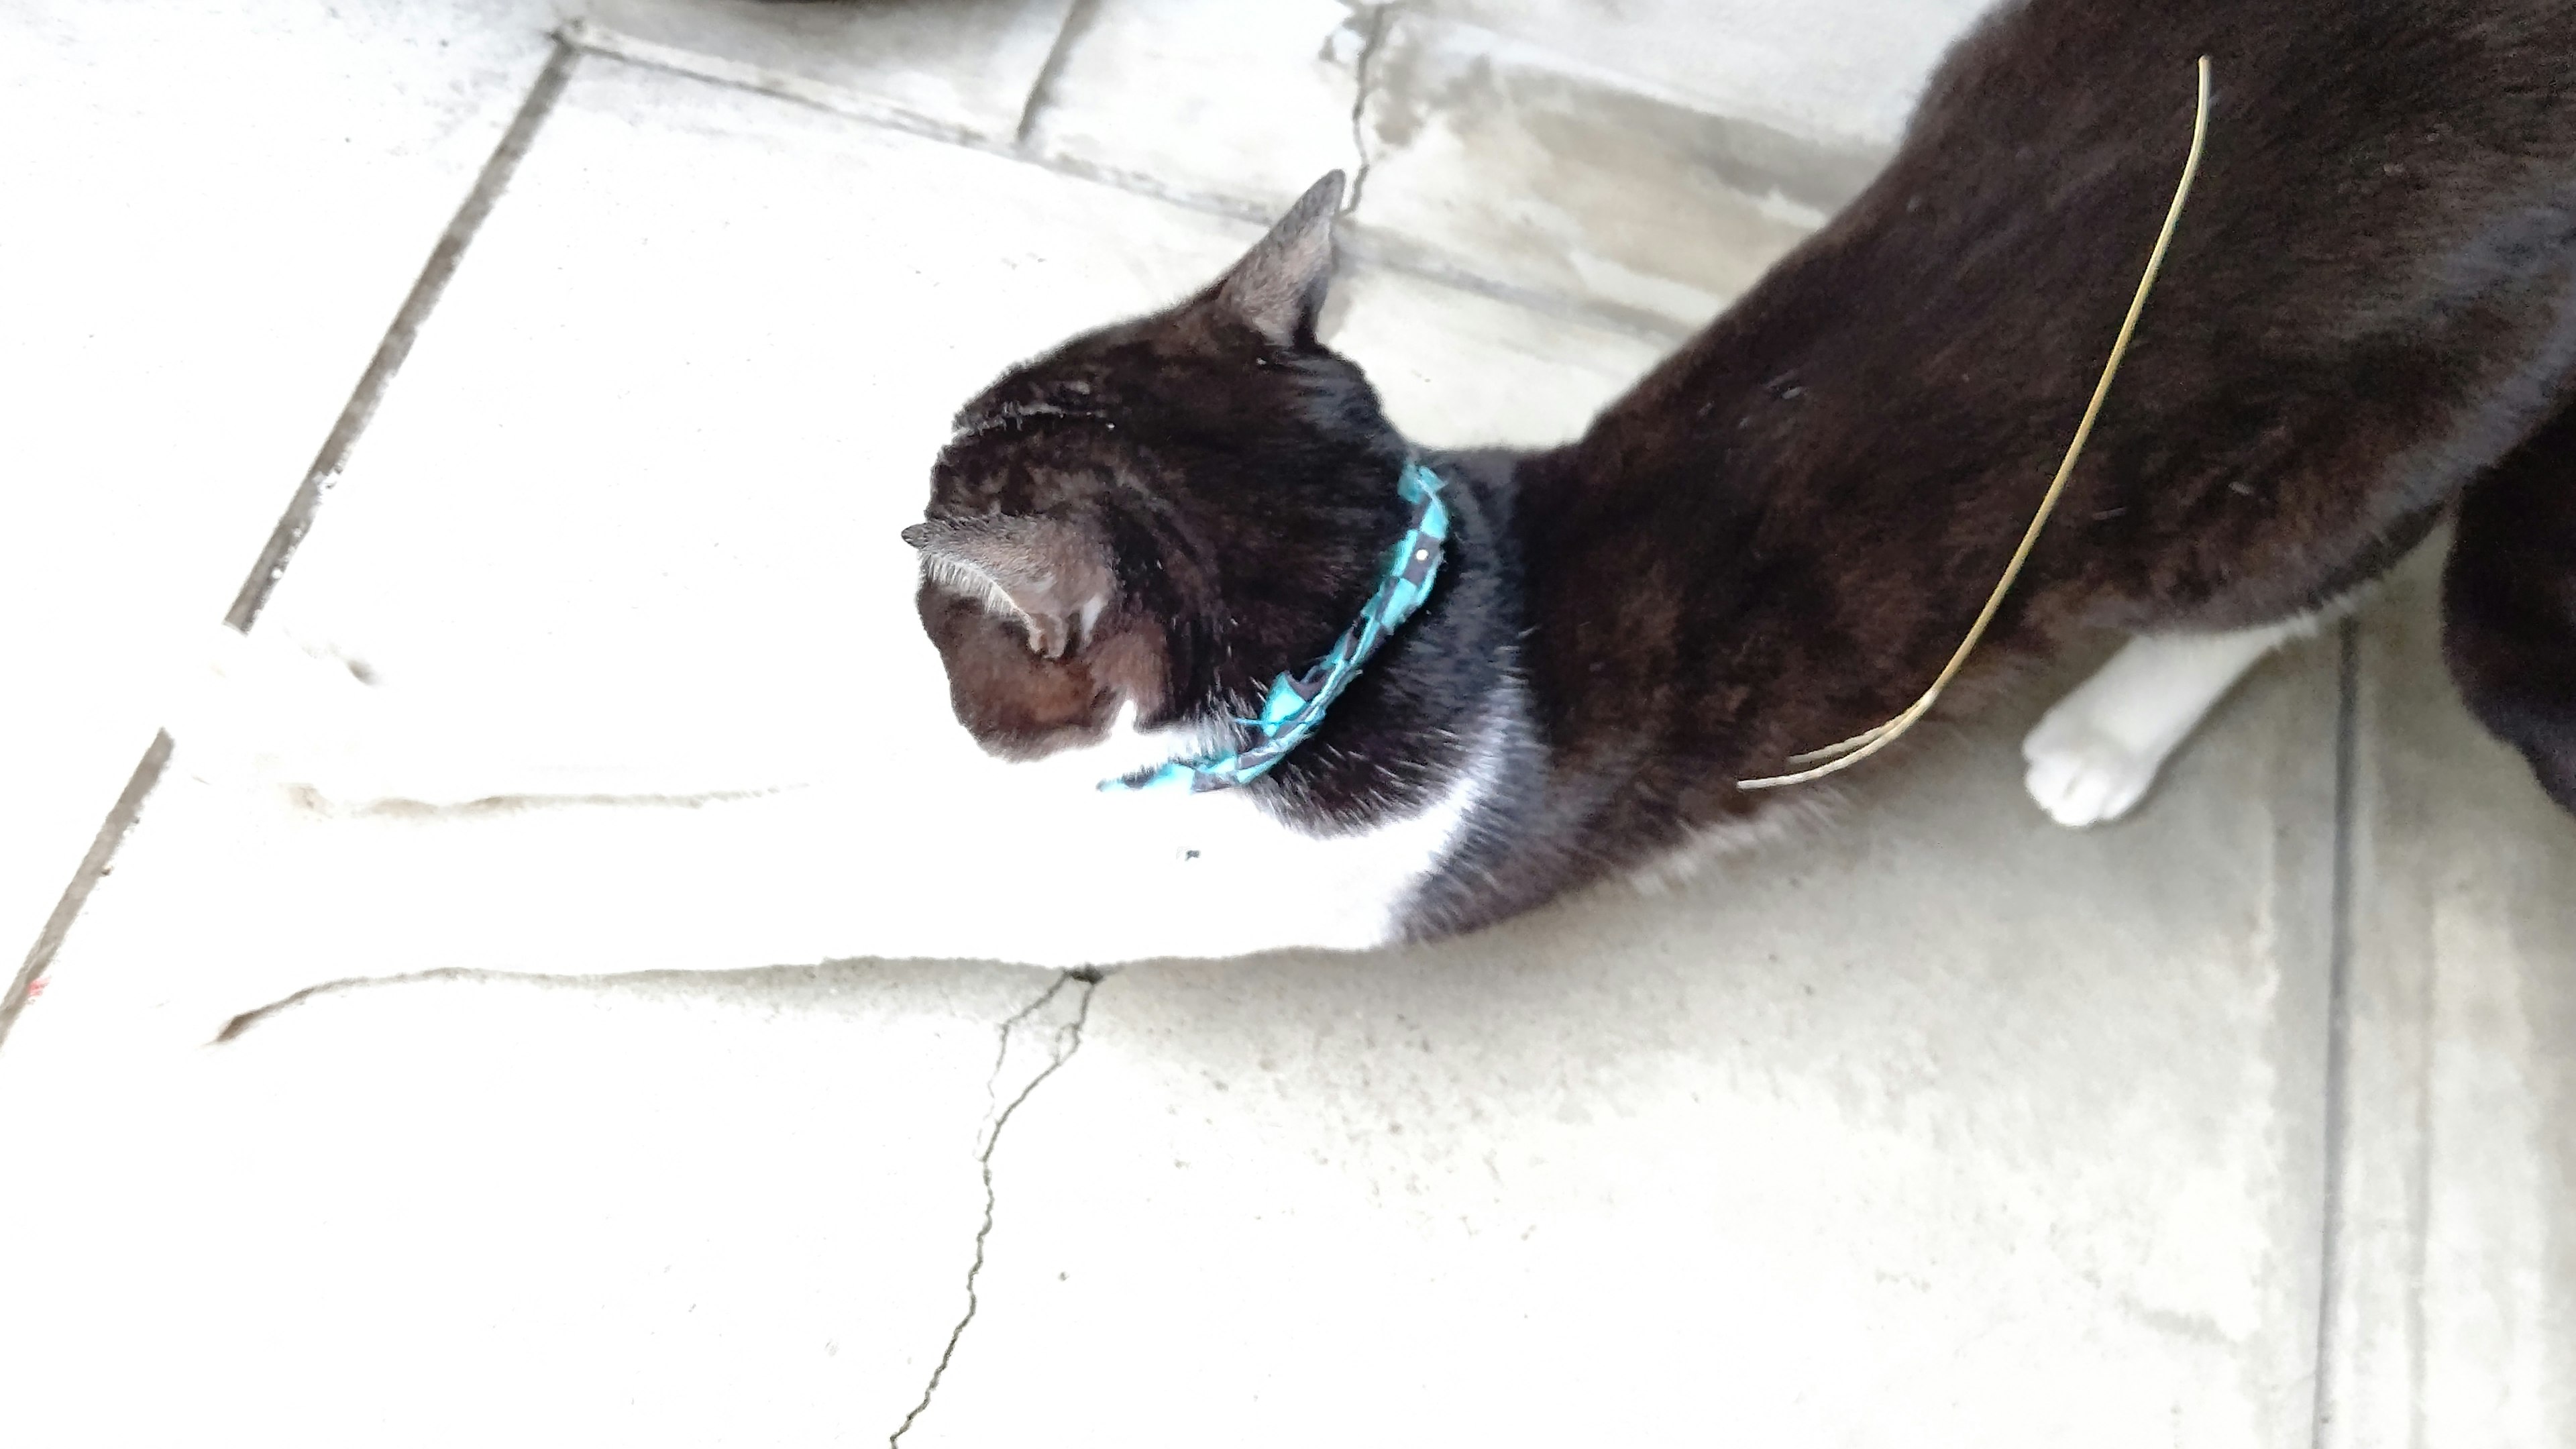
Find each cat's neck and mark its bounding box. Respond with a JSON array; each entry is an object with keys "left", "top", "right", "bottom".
[{"left": 1248, "top": 448, "right": 1536, "bottom": 835}]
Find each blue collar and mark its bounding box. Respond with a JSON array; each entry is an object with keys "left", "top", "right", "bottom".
[{"left": 1104, "top": 459, "right": 1452, "bottom": 794}]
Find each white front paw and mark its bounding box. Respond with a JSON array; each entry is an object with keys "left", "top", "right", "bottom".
[{"left": 2021, "top": 716, "right": 2161, "bottom": 828}]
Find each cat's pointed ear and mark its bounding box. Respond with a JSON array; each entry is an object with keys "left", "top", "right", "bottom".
[
  {"left": 1214, "top": 170, "right": 1345, "bottom": 346},
  {"left": 902, "top": 516, "right": 1116, "bottom": 660}
]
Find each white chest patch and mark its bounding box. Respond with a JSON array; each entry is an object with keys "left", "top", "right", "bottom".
[{"left": 894, "top": 702, "right": 1507, "bottom": 965}]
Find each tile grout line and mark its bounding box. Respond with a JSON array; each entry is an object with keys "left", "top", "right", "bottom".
[
  {"left": 557, "top": 17, "right": 988, "bottom": 152},
  {"left": 0, "top": 38, "right": 582, "bottom": 1059},
  {"left": 2309, "top": 617, "right": 2361, "bottom": 1446},
  {"left": 0, "top": 734, "right": 176, "bottom": 1052},
  {"left": 223, "top": 37, "right": 580, "bottom": 631}
]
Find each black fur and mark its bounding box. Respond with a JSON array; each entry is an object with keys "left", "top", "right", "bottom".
[
  {"left": 912, "top": 0, "right": 2576, "bottom": 936},
  {"left": 2447, "top": 402, "right": 2576, "bottom": 812}
]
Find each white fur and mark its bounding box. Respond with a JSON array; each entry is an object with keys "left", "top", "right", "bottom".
[
  {"left": 1028, "top": 704, "right": 1514, "bottom": 958},
  {"left": 920, "top": 551, "right": 1029, "bottom": 633},
  {"left": 2021, "top": 613, "right": 2324, "bottom": 828}
]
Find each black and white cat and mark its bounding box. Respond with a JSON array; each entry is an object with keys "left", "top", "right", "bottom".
[
  {"left": 897, "top": 0, "right": 2576, "bottom": 940},
  {"left": 188, "top": 0, "right": 2576, "bottom": 1001}
]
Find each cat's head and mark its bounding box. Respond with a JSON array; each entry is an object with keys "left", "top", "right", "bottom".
[{"left": 905, "top": 172, "right": 1413, "bottom": 761}]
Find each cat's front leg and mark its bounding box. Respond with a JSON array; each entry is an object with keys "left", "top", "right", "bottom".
[{"left": 2020, "top": 616, "right": 2324, "bottom": 826}]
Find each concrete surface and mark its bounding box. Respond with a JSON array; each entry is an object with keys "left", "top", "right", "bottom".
[
  {"left": 0, "top": 0, "right": 559, "bottom": 1028},
  {"left": 1413, "top": 0, "right": 1995, "bottom": 148},
  {"left": 1022, "top": 0, "right": 1364, "bottom": 213},
  {"left": 1352, "top": 10, "right": 1882, "bottom": 329},
  {"left": 578, "top": 0, "right": 1077, "bottom": 140},
  {"left": 0, "top": 950, "right": 1075, "bottom": 1444},
  {"left": 3, "top": 2, "right": 2568, "bottom": 1446},
  {"left": 891, "top": 639, "right": 2345, "bottom": 1448},
  {"left": 2320, "top": 548, "right": 2576, "bottom": 1449}
]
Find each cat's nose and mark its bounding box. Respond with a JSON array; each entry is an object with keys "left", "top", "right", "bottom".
[{"left": 900, "top": 523, "right": 934, "bottom": 549}]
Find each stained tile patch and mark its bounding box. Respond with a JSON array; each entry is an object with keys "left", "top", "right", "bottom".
[{"left": 577, "top": 0, "right": 1080, "bottom": 141}]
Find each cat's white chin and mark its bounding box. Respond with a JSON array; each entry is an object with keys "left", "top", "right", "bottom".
[{"left": 998, "top": 700, "right": 1223, "bottom": 794}]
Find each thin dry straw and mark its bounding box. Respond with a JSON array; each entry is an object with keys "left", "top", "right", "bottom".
[{"left": 1739, "top": 55, "right": 2214, "bottom": 792}]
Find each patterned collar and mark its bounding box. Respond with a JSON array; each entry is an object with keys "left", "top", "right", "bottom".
[{"left": 1104, "top": 459, "right": 1452, "bottom": 794}]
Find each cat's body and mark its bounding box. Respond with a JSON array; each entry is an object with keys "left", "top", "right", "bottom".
[
  {"left": 186, "top": 0, "right": 2576, "bottom": 1025},
  {"left": 908, "top": 0, "right": 2576, "bottom": 938}
]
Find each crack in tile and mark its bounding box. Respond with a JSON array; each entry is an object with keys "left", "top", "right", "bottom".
[
  {"left": 2311, "top": 621, "right": 2361, "bottom": 1447},
  {"left": 888, "top": 970, "right": 1100, "bottom": 1445},
  {"left": 1011, "top": 0, "right": 1101, "bottom": 149},
  {"left": 1341, "top": 3, "right": 1399, "bottom": 214}
]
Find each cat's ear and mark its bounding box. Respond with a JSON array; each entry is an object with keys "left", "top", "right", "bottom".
[
  {"left": 902, "top": 516, "right": 1116, "bottom": 660},
  {"left": 1213, "top": 170, "right": 1345, "bottom": 346}
]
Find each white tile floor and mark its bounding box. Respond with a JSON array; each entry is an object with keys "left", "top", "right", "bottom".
[
  {"left": 0, "top": 0, "right": 561, "bottom": 998},
  {"left": 3, "top": 3, "right": 2569, "bottom": 1446}
]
